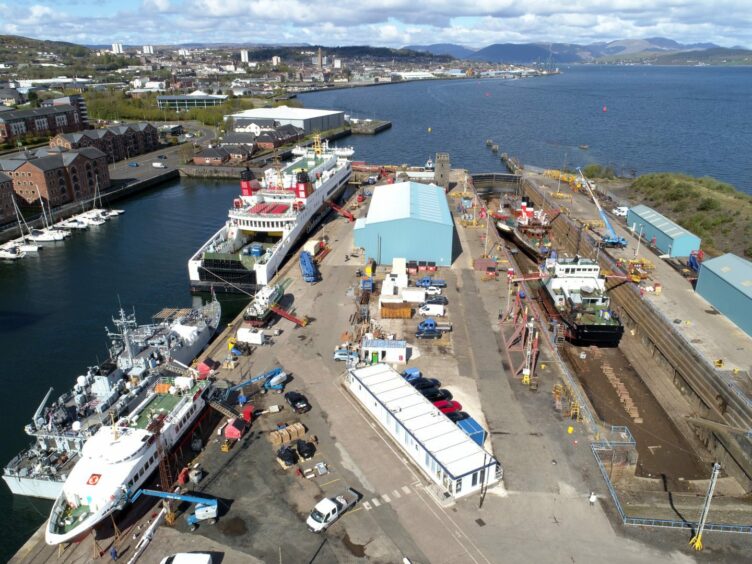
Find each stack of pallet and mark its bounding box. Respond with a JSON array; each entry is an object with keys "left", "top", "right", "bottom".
[
  {"left": 268, "top": 422, "right": 307, "bottom": 446},
  {"left": 602, "top": 363, "right": 642, "bottom": 423}
]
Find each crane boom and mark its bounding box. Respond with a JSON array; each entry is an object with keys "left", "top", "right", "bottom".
[
  {"left": 129, "top": 488, "right": 217, "bottom": 507},
  {"left": 576, "top": 168, "right": 627, "bottom": 248}
]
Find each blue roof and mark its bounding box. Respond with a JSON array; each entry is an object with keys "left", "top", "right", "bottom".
[
  {"left": 362, "top": 339, "right": 408, "bottom": 348},
  {"left": 362, "top": 182, "right": 451, "bottom": 227},
  {"left": 628, "top": 204, "right": 698, "bottom": 241},
  {"left": 700, "top": 253, "right": 752, "bottom": 300}
]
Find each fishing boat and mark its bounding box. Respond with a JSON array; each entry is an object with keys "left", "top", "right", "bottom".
[
  {"left": 44, "top": 375, "right": 212, "bottom": 545},
  {"left": 539, "top": 254, "right": 624, "bottom": 347},
  {"left": 424, "top": 156, "right": 434, "bottom": 171},
  {"left": 243, "top": 283, "right": 284, "bottom": 326},
  {"left": 3, "top": 297, "right": 221, "bottom": 501},
  {"left": 188, "top": 136, "right": 352, "bottom": 293},
  {"left": 495, "top": 196, "right": 557, "bottom": 259}
]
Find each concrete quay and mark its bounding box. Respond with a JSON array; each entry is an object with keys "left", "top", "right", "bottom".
[{"left": 12, "top": 167, "right": 751, "bottom": 564}]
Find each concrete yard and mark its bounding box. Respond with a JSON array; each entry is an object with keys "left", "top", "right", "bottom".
[{"left": 13, "top": 173, "right": 752, "bottom": 564}]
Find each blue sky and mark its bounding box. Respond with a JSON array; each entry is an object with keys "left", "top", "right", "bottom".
[{"left": 1, "top": 0, "right": 750, "bottom": 48}]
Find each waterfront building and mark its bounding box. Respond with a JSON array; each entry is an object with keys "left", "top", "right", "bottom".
[
  {"left": 0, "top": 147, "right": 110, "bottom": 208},
  {"left": 0, "top": 172, "right": 13, "bottom": 225},
  {"left": 225, "top": 106, "right": 344, "bottom": 134},
  {"left": 0, "top": 106, "right": 82, "bottom": 145},
  {"left": 626, "top": 204, "right": 701, "bottom": 258},
  {"left": 157, "top": 91, "right": 228, "bottom": 110},
  {"left": 696, "top": 253, "right": 752, "bottom": 338},
  {"left": 50, "top": 123, "right": 158, "bottom": 163},
  {"left": 354, "top": 181, "right": 454, "bottom": 265}
]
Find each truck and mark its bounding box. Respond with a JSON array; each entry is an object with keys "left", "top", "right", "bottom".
[
  {"left": 299, "top": 251, "right": 319, "bottom": 283},
  {"left": 306, "top": 488, "right": 360, "bottom": 532},
  {"left": 417, "top": 318, "right": 453, "bottom": 333},
  {"left": 401, "top": 287, "right": 426, "bottom": 303},
  {"left": 418, "top": 304, "right": 445, "bottom": 317},
  {"left": 235, "top": 326, "right": 270, "bottom": 346},
  {"left": 152, "top": 162, "right": 167, "bottom": 169},
  {"left": 415, "top": 276, "right": 447, "bottom": 288}
]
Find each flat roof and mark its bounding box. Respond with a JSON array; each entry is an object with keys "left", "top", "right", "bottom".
[
  {"left": 349, "top": 364, "right": 497, "bottom": 480},
  {"left": 700, "top": 253, "right": 752, "bottom": 300},
  {"left": 228, "top": 105, "right": 344, "bottom": 121},
  {"left": 629, "top": 204, "right": 698, "bottom": 241},
  {"left": 362, "top": 339, "right": 408, "bottom": 348}
]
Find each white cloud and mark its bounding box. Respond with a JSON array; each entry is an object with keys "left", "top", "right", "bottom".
[{"left": 142, "top": 0, "right": 171, "bottom": 12}]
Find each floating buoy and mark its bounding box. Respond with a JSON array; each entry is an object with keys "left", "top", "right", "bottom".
[
  {"left": 602, "top": 105, "right": 608, "bottom": 113},
  {"left": 484, "top": 92, "right": 491, "bottom": 97},
  {"left": 427, "top": 127, "right": 432, "bottom": 133}
]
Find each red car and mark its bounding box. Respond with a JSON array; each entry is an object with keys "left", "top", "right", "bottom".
[{"left": 433, "top": 400, "right": 462, "bottom": 414}]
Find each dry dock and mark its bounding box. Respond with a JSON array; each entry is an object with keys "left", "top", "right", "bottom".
[{"left": 12, "top": 162, "right": 752, "bottom": 563}]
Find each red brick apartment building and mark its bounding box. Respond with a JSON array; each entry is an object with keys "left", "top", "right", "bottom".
[
  {"left": 50, "top": 122, "right": 159, "bottom": 163},
  {"left": 0, "top": 105, "right": 82, "bottom": 144}
]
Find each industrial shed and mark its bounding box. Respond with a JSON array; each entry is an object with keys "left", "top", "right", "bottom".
[
  {"left": 696, "top": 253, "right": 752, "bottom": 338},
  {"left": 354, "top": 182, "right": 454, "bottom": 265},
  {"left": 346, "top": 364, "right": 501, "bottom": 499},
  {"left": 626, "top": 205, "right": 701, "bottom": 258},
  {"left": 224, "top": 106, "right": 344, "bottom": 133}
]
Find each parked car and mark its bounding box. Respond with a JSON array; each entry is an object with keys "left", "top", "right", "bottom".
[
  {"left": 284, "top": 391, "right": 311, "bottom": 414},
  {"left": 446, "top": 411, "right": 470, "bottom": 423},
  {"left": 418, "top": 387, "right": 452, "bottom": 402},
  {"left": 415, "top": 329, "right": 442, "bottom": 340},
  {"left": 612, "top": 206, "right": 629, "bottom": 217},
  {"left": 158, "top": 154, "right": 167, "bottom": 160},
  {"left": 433, "top": 400, "right": 462, "bottom": 414},
  {"left": 410, "top": 377, "right": 441, "bottom": 390},
  {"left": 128, "top": 162, "right": 139, "bottom": 167},
  {"left": 152, "top": 162, "right": 167, "bottom": 168},
  {"left": 402, "top": 368, "right": 422, "bottom": 382},
  {"left": 425, "top": 286, "right": 442, "bottom": 296},
  {"left": 332, "top": 349, "right": 359, "bottom": 362},
  {"left": 424, "top": 295, "right": 448, "bottom": 306}
]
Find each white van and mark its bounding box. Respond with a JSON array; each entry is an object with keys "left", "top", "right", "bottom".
[
  {"left": 418, "top": 304, "right": 445, "bottom": 317},
  {"left": 152, "top": 162, "right": 167, "bottom": 169}
]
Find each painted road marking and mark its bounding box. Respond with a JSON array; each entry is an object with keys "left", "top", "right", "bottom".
[
  {"left": 382, "top": 494, "right": 391, "bottom": 503},
  {"left": 371, "top": 498, "right": 381, "bottom": 507},
  {"left": 402, "top": 486, "right": 411, "bottom": 495},
  {"left": 363, "top": 501, "right": 372, "bottom": 511},
  {"left": 319, "top": 478, "right": 340, "bottom": 488},
  {"left": 392, "top": 490, "right": 401, "bottom": 499}
]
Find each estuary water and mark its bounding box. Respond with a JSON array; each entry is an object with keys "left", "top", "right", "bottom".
[
  {"left": 1, "top": 64, "right": 751, "bottom": 561},
  {"left": 300, "top": 65, "right": 752, "bottom": 194}
]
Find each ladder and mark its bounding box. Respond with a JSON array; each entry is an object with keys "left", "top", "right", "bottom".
[{"left": 209, "top": 400, "right": 241, "bottom": 419}]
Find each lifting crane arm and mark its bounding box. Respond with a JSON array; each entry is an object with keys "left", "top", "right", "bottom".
[
  {"left": 129, "top": 488, "right": 218, "bottom": 507},
  {"left": 576, "top": 168, "right": 626, "bottom": 247},
  {"left": 223, "top": 367, "right": 283, "bottom": 400}
]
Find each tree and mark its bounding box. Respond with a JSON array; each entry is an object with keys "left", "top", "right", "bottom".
[{"left": 27, "top": 91, "right": 39, "bottom": 108}]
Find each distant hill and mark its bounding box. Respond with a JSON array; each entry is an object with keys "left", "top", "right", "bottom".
[
  {"left": 405, "top": 43, "right": 476, "bottom": 59},
  {"left": 652, "top": 47, "right": 752, "bottom": 65},
  {"left": 0, "top": 34, "right": 90, "bottom": 60}
]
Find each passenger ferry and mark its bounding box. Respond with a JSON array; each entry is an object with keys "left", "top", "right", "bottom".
[{"left": 188, "top": 137, "right": 352, "bottom": 293}]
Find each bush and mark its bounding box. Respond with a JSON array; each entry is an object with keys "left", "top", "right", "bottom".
[{"left": 697, "top": 197, "right": 721, "bottom": 211}]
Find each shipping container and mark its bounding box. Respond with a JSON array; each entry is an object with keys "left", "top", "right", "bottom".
[
  {"left": 401, "top": 288, "right": 427, "bottom": 303},
  {"left": 380, "top": 302, "right": 413, "bottom": 319}
]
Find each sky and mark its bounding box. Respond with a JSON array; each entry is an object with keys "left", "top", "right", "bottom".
[{"left": 0, "top": 0, "right": 750, "bottom": 49}]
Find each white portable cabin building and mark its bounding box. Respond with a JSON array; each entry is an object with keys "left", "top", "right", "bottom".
[
  {"left": 361, "top": 339, "right": 409, "bottom": 364},
  {"left": 346, "top": 364, "right": 501, "bottom": 499}
]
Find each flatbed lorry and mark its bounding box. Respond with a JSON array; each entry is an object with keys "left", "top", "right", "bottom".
[
  {"left": 306, "top": 488, "right": 359, "bottom": 532},
  {"left": 415, "top": 276, "right": 447, "bottom": 288}
]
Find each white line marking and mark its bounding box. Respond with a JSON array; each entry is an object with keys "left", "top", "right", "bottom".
[
  {"left": 363, "top": 501, "right": 371, "bottom": 511},
  {"left": 382, "top": 493, "right": 391, "bottom": 503},
  {"left": 392, "top": 490, "right": 401, "bottom": 499},
  {"left": 402, "top": 485, "right": 411, "bottom": 495},
  {"left": 371, "top": 498, "right": 381, "bottom": 507}
]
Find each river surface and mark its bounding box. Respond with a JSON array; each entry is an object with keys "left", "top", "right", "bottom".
[
  {"left": 2, "top": 64, "right": 751, "bottom": 561},
  {"left": 301, "top": 65, "right": 752, "bottom": 194}
]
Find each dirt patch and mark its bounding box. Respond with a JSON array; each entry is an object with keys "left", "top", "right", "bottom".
[
  {"left": 342, "top": 532, "right": 367, "bottom": 557},
  {"left": 218, "top": 516, "right": 248, "bottom": 537},
  {"left": 565, "top": 345, "right": 707, "bottom": 487}
]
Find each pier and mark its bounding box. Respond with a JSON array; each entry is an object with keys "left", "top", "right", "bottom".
[{"left": 350, "top": 119, "right": 392, "bottom": 135}]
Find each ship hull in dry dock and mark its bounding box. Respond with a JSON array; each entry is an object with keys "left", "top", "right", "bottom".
[{"left": 563, "top": 320, "right": 624, "bottom": 348}]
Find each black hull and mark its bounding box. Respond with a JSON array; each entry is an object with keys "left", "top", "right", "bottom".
[{"left": 563, "top": 320, "right": 624, "bottom": 348}]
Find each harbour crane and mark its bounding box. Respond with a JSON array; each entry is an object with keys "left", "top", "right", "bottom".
[{"left": 577, "top": 168, "right": 627, "bottom": 248}]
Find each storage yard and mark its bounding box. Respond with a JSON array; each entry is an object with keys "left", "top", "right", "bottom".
[{"left": 10, "top": 156, "right": 752, "bottom": 563}]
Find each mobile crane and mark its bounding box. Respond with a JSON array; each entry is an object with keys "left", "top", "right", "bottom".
[{"left": 577, "top": 168, "right": 627, "bottom": 248}]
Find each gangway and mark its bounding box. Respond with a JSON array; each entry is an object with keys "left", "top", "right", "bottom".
[
  {"left": 209, "top": 399, "right": 241, "bottom": 419},
  {"left": 270, "top": 303, "right": 309, "bottom": 327},
  {"left": 577, "top": 168, "right": 627, "bottom": 248},
  {"left": 325, "top": 200, "right": 355, "bottom": 222}
]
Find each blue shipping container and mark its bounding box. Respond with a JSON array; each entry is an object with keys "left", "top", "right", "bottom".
[{"left": 456, "top": 417, "right": 486, "bottom": 447}]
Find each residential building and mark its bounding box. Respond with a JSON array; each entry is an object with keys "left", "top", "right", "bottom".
[
  {"left": 143, "top": 45, "right": 154, "bottom": 55},
  {"left": 218, "top": 132, "right": 256, "bottom": 148},
  {"left": 240, "top": 49, "right": 249, "bottom": 63},
  {"left": 223, "top": 145, "right": 251, "bottom": 161},
  {"left": 0, "top": 88, "right": 23, "bottom": 107},
  {"left": 231, "top": 118, "right": 277, "bottom": 135},
  {"left": 112, "top": 43, "right": 124, "bottom": 55},
  {"left": 192, "top": 147, "right": 230, "bottom": 166},
  {"left": 0, "top": 105, "right": 81, "bottom": 145},
  {"left": 50, "top": 122, "right": 158, "bottom": 163},
  {"left": 157, "top": 91, "right": 228, "bottom": 109},
  {"left": 0, "top": 147, "right": 110, "bottom": 208},
  {"left": 271, "top": 56, "right": 281, "bottom": 66},
  {"left": 41, "top": 95, "right": 90, "bottom": 128},
  {"left": 0, "top": 172, "right": 13, "bottom": 225}
]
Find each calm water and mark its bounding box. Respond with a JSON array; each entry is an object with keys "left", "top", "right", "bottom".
[
  {"left": 0, "top": 179, "right": 247, "bottom": 560},
  {"left": 301, "top": 65, "right": 752, "bottom": 194},
  {"left": 2, "top": 65, "right": 751, "bottom": 561}
]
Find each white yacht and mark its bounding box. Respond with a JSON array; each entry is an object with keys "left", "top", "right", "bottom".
[{"left": 0, "top": 245, "right": 26, "bottom": 260}]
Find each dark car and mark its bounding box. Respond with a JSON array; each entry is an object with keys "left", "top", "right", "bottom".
[
  {"left": 446, "top": 411, "right": 470, "bottom": 423},
  {"left": 411, "top": 377, "right": 441, "bottom": 390},
  {"left": 158, "top": 155, "right": 167, "bottom": 160},
  {"left": 416, "top": 330, "right": 442, "bottom": 340},
  {"left": 424, "top": 296, "right": 448, "bottom": 306},
  {"left": 128, "top": 162, "right": 139, "bottom": 167},
  {"left": 284, "top": 391, "right": 311, "bottom": 414},
  {"left": 418, "top": 387, "right": 452, "bottom": 402}
]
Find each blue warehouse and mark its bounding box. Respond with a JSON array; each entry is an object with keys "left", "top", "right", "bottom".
[
  {"left": 626, "top": 204, "right": 701, "bottom": 258},
  {"left": 354, "top": 182, "right": 454, "bottom": 265},
  {"left": 696, "top": 253, "right": 752, "bottom": 338}
]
